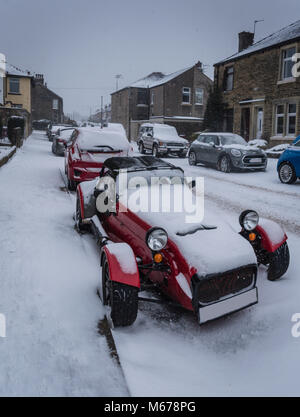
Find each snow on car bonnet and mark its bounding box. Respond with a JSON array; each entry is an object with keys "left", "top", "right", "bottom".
[{"left": 77, "top": 128, "right": 130, "bottom": 152}]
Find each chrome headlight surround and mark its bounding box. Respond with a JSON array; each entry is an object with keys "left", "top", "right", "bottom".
[
  {"left": 146, "top": 227, "right": 168, "bottom": 251},
  {"left": 231, "top": 148, "right": 242, "bottom": 157},
  {"left": 239, "top": 210, "right": 259, "bottom": 231}
]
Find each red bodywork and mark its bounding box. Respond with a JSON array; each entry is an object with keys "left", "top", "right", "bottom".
[
  {"left": 256, "top": 225, "right": 288, "bottom": 253},
  {"left": 66, "top": 130, "right": 129, "bottom": 186},
  {"left": 99, "top": 202, "right": 195, "bottom": 311},
  {"left": 101, "top": 244, "right": 140, "bottom": 288}
]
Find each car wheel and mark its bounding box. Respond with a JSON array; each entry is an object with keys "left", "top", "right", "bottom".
[
  {"left": 188, "top": 151, "right": 197, "bottom": 166},
  {"left": 138, "top": 141, "right": 145, "bottom": 154},
  {"left": 219, "top": 155, "right": 232, "bottom": 173},
  {"left": 75, "top": 195, "right": 88, "bottom": 232},
  {"left": 102, "top": 259, "right": 138, "bottom": 327},
  {"left": 278, "top": 162, "right": 297, "bottom": 184},
  {"left": 267, "top": 242, "right": 290, "bottom": 281},
  {"left": 153, "top": 145, "right": 159, "bottom": 157}
]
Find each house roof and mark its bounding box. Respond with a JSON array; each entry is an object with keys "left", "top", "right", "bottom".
[
  {"left": 216, "top": 19, "right": 300, "bottom": 65},
  {"left": 6, "top": 63, "right": 32, "bottom": 78},
  {"left": 112, "top": 66, "right": 194, "bottom": 94}
]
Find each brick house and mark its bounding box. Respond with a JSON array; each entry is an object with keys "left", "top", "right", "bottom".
[
  {"left": 31, "top": 74, "right": 64, "bottom": 123},
  {"left": 214, "top": 20, "right": 300, "bottom": 146},
  {"left": 111, "top": 62, "right": 213, "bottom": 140},
  {"left": 0, "top": 63, "right": 33, "bottom": 138}
]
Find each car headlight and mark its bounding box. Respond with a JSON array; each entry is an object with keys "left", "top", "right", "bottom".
[
  {"left": 239, "top": 210, "right": 259, "bottom": 231},
  {"left": 231, "top": 149, "right": 242, "bottom": 157},
  {"left": 146, "top": 227, "right": 168, "bottom": 251}
]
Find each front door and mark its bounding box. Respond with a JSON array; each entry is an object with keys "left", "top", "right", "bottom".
[
  {"left": 241, "top": 108, "right": 250, "bottom": 141},
  {"left": 256, "top": 108, "right": 264, "bottom": 139}
]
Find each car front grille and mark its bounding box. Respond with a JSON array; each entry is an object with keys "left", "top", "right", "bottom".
[
  {"left": 195, "top": 265, "right": 257, "bottom": 305},
  {"left": 243, "top": 154, "right": 267, "bottom": 166},
  {"left": 166, "top": 142, "right": 184, "bottom": 147}
]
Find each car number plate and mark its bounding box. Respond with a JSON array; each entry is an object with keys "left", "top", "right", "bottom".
[{"left": 250, "top": 158, "right": 262, "bottom": 163}]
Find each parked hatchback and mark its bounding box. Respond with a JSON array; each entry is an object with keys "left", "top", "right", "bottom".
[
  {"left": 188, "top": 132, "right": 267, "bottom": 172},
  {"left": 138, "top": 123, "right": 189, "bottom": 157},
  {"left": 277, "top": 138, "right": 300, "bottom": 184}
]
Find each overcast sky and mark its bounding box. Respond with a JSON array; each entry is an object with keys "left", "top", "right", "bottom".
[{"left": 1, "top": 0, "right": 299, "bottom": 118}]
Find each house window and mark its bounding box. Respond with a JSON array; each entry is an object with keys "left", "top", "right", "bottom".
[
  {"left": 9, "top": 78, "right": 20, "bottom": 94},
  {"left": 224, "top": 66, "right": 234, "bottom": 91},
  {"left": 195, "top": 88, "right": 204, "bottom": 105},
  {"left": 137, "top": 89, "right": 148, "bottom": 105},
  {"left": 287, "top": 103, "right": 297, "bottom": 135},
  {"left": 53, "top": 99, "right": 59, "bottom": 110},
  {"left": 281, "top": 47, "right": 296, "bottom": 80},
  {"left": 275, "top": 105, "right": 285, "bottom": 135},
  {"left": 182, "top": 87, "right": 191, "bottom": 104}
]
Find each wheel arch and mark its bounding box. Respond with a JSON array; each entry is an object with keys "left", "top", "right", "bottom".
[{"left": 101, "top": 243, "right": 140, "bottom": 289}]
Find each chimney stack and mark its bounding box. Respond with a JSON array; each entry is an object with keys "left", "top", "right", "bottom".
[
  {"left": 35, "top": 74, "right": 44, "bottom": 85},
  {"left": 238, "top": 31, "right": 254, "bottom": 52}
]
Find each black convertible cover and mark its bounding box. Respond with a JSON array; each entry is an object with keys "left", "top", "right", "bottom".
[{"left": 103, "top": 156, "right": 182, "bottom": 172}]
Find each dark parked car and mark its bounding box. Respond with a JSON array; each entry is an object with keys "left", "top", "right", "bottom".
[{"left": 188, "top": 133, "right": 267, "bottom": 172}]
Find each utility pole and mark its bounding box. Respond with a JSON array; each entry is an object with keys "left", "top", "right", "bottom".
[{"left": 101, "top": 96, "right": 103, "bottom": 127}]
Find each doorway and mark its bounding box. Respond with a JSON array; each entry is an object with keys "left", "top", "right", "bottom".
[
  {"left": 256, "top": 108, "right": 264, "bottom": 139},
  {"left": 241, "top": 108, "right": 250, "bottom": 141}
]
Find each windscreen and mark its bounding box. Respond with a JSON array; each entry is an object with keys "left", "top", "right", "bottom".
[{"left": 220, "top": 135, "right": 247, "bottom": 146}]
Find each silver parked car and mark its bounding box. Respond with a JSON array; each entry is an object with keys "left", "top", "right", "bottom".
[
  {"left": 52, "top": 128, "right": 75, "bottom": 156},
  {"left": 138, "top": 123, "right": 189, "bottom": 158},
  {"left": 188, "top": 133, "right": 267, "bottom": 172}
]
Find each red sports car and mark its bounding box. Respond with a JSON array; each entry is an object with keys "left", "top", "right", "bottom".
[
  {"left": 76, "top": 156, "right": 290, "bottom": 327},
  {"left": 65, "top": 126, "right": 131, "bottom": 190}
]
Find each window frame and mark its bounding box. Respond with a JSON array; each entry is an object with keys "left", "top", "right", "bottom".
[
  {"left": 224, "top": 66, "right": 234, "bottom": 91},
  {"left": 9, "top": 77, "right": 20, "bottom": 94},
  {"left": 286, "top": 103, "right": 297, "bottom": 136},
  {"left": 281, "top": 46, "right": 297, "bottom": 81},
  {"left": 195, "top": 87, "right": 204, "bottom": 105},
  {"left": 182, "top": 87, "right": 191, "bottom": 104},
  {"left": 53, "top": 99, "right": 59, "bottom": 110},
  {"left": 275, "top": 104, "right": 285, "bottom": 136}
]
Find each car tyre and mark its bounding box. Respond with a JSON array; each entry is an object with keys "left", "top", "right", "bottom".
[
  {"left": 75, "top": 195, "right": 88, "bottom": 232},
  {"left": 138, "top": 141, "right": 145, "bottom": 154},
  {"left": 67, "top": 177, "right": 76, "bottom": 191},
  {"left": 102, "top": 259, "right": 138, "bottom": 327},
  {"left": 218, "top": 155, "right": 232, "bottom": 173},
  {"left": 278, "top": 162, "right": 297, "bottom": 184},
  {"left": 188, "top": 151, "right": 197, "bottom": 166},
  {"left": 267, "top": 242, "right": 290, "bottom": 281},
  {"left": 153, "top": 145, "right": 159, "bottom": 157}
]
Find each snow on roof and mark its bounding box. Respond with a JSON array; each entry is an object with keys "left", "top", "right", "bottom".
[
  {"left": 216, "top": 19, "right": 300, "bottom": 65},
  {"left": 119, "top": 66, "right": 193, "bottom": 91},
  {"left": 5, "top": 63, "right": 32, "bottom": 77}
]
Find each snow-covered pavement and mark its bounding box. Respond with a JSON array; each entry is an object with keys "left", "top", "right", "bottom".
[{"left": 0, "top": 131, "right": 127, "bottom": 396}]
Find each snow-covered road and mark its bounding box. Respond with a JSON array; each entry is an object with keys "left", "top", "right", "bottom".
[{"left": 0, "top": 131, "right": 127, "bottom": 396}]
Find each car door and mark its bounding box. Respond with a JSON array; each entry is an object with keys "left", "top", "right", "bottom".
[
  {"left": 205, "top": 135, "right": 221, "bottom": 164},
  {"left": 192, "top": 135, "right": 207, "bottom": 161}
]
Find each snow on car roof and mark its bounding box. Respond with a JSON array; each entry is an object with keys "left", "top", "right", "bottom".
[
  {"left": 77, "top": 128, "right": 129, "bottom": 151},
  {"left": 103, "top": 156, "right": 183, "bottom": 172},
  {"left": 216, "top": 19, "right": 300, "bottom": 65}
]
